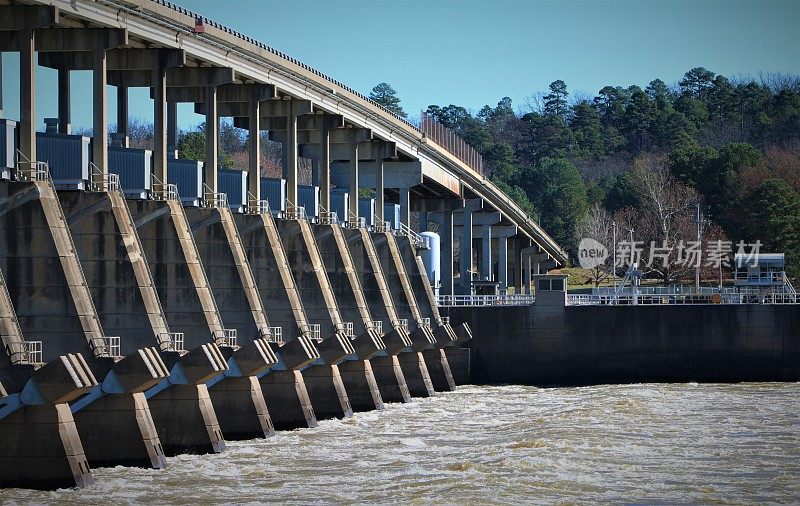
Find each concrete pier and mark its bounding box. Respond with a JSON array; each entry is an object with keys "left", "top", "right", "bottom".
[
  {"left": 314, "top": 222, "right": 385, "bottom": 411},
  {"left": 371, "top": 231, "right": 436, "bottom": 396},
  {"left": 184, "top": 206, "right": 278, "bottom": 440},
  {"left": 276, "top": 218, "right": 354, "bottom": 419},
  {"left": 395, "top": 234, "right": 459, "bottom": 391},
  {"left": 343, "top": 226, "right": 413, "bottom": 403},
  {"left": 234, "top": 211, "right": 320, "bottom": 428},
  {"left": 127, "top": 198, "right": 228, "bottom": 454}
]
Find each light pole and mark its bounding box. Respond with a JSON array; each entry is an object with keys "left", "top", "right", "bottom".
[
  {"left": 695, "top": 202, "right": 701, "bottom": 293},
  {"left": 612, "top": 221, "right": 617, "bottom": 290}
]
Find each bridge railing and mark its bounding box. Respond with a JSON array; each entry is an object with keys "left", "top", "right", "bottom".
[
  {"left": 420, "top": 113, "right": 484, "bottom": 176},
  {"left": 437, "top": 294, "right": 536, "bottom": 307}
]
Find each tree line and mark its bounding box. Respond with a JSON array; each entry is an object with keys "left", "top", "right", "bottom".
[{"left": 382, "top": 69, "right": 800, "bottom": 281}]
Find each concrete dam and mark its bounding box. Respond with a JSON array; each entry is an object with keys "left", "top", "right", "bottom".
[{"left": 0, "top": 0, "right": 567, "bottom": 491}]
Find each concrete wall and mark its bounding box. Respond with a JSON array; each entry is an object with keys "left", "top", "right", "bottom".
[{"left": 448, "top": 304, "right": 800, "bottom": 385}]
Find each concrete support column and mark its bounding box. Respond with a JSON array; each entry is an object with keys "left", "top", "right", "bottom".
[
  {"left": 286, "top": 111, "right": 298, "bottom": 207},
  {"left": 310, "top": 159, "right": 319, "bottom": 187},
  {"left": 247, "top": 94, "right": 260, "bottom": 203},
  {"left": 481, "top": 224, "right": 492, "bottom": 281},
  {"left": 92, "top": 48, "right": 108, "bottom": 174},
  {"left": 204, "top": 84, "right": 218, "bottom": 194},
  {"left": 116, "top": 84, "right": 128, "bottom": 147},
  {"left": 459, "top": 209, "right": 473, "bottom": 294},
  {"left": 19, "top": 29, "right": 35, "bottom": 162},
  {"left": 348, "top": 142, "right": 359, "bottom": 223},
  {"left": 0, "top": 53, "right": 3, "bottom": 118},
  {"left": 320, "top": 124, "right": 331, "bottom": 214},
  {"left": 57, "top": 68, "right": 71, "bottom": 134},
  {"left": 399, "top": 187, "right": 410, "bottom": 229},
  {"left": 439, "top": 211, "right": 454, "bottom": 296},
  {"left": 376, "top": 159, "right": 385, "bottom": 224},
  {"left": 498, "top": 235, "right": 508, "bottom": 293},
  {"left": 166, "top": 100, "right": 177, "bottom": 156},
  {"left": 153, "top": 65, "right": 168, "bottom": 184}
]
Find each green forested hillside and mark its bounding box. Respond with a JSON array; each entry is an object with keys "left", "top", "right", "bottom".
[{"left": 419, "top": 68, "right": 800, "bottom": 279}]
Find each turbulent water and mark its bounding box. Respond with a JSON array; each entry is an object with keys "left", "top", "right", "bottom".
[{"left": 5, "top": 383, "right": 799, "bottom": 504}]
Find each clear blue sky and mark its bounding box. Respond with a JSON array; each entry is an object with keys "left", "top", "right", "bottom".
[{"left": 1, "top": 0, "right": 798, "bottom": 130}]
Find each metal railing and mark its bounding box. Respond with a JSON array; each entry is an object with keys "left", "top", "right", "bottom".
[
  {"left": 261, "top": 326, "right": 283, "bottom": 346},
  {"left": 369, "top": 320, "right": 383, "bottom": 335},
  {"left": 284, "top": 199, "right": 306, "bottom": 221},
  {"left": 90, "top": 336, "right": 122, "bottom": 358},
  {"left": 420, "top": 317, "right": 431, "bottom": 328},
  {"left": 304, "top": 323, "right": 322, "bottom": 342},
  {"left": 373, "top": 220, "right": 392, "bottom": 233},
  {"left": 437, "top": 294, "right": 536, "bottom": 307},
  {"left": 151, "top": 174, "right": 179, "bottom": 201},
  {"left": 441, "top": 316, "right": 450, "bottom": 325},
  {"left": 5, "top": 340, "right": 43, "bottom": 365},
  {"left": 89, "top": 163, "right": 121, "bottom": 193},
  {"left": 158, "top": 332, "right": 185, "bottom": 352},
  {"left": 395, "top": 318, "right": 409, "bottom": 332},
  {"left": 733, "top": 271, "right": 789, "bottom": 283},
  {"left": 397, "top": 222, "right": 428, "bottom": 248},
  {"left": 317, "top": 209, "right": 338, "bottom": 225},
  {"left": 342, "top": 322, "right": 354, "bottom": 338},
  {"left": 247, "top": 192, "right": 271, "bottom": 215},
  {"left": 15, "top": 151, "right": 50, "bottom": 182},
  {"left": 344, "top": 215, "right": 366, "bottom": 229},
  {"left": 203, "top": 184, "right": 228, "bottom": 209},
  {"left": 420, "top": 113, "right": 484, "bottom": 176},
  {"left": 568, "top": 292, "right": 798, "bottom": 306},
  {"left": 213, "top": 328, "right": 238, "bottom": 348}
]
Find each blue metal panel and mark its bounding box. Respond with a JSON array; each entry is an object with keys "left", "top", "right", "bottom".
[
  {"left": 298, "top": 185, "right": 319, "bottom": 217},
  {"left": 384, "top": 203, "right": 400, "bottom": 230},
  {"left": 260, "top": 177, "right": 285, "bottom": 213},
  {"left": 359, "top": 198, "right": 375, "bottom": 226},
  {"left": 168, "top": 158, "right": 203, "bottom": 206},
  {"left": 0, "top": 120, "right": 16, "bottom": 180},
  {"left": 36, "top": 132, "right": 90, "bottom": 189},
  {"left": 109, "top": 146, "right": 152, "bottom": 199},
  {"left": 219, "top": 168, "right": 247, "bottom": 212},
  {"left": 330, "top": 189, "right": 348, "bottom": 222}
]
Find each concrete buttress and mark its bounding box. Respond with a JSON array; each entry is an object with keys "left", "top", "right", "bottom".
[
  {"left": 127, "top": 198, "right": 227, "bottom": 455},
  {"left": 184, "top": 206, "right": 278, "bottom": 440},
  {"left": 233, "top": 211, "right": 319, "bottom": 430}
]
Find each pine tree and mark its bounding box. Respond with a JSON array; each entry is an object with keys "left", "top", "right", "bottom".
[{"left": 369, "top": 82, "right": 407, "bottom": 118}]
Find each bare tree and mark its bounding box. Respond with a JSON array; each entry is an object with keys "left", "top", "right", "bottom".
[
  {"left": 578, "top": 204, "right": 614, "bottom": 287},
  {"left": 622, "top": 154, "right": 700, "bottom": 283}
]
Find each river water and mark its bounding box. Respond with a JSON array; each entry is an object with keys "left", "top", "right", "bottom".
[{"left": 5, "top": 383, "right": 799, "bottom": 504}]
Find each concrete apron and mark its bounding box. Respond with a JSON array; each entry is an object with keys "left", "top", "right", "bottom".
[{"left": 0, "top": 355, "right": 97, "bottom": 490}]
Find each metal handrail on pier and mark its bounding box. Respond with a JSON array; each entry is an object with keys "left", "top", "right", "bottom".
[{"left": 5, "top": 341, "right": 43, "bottom": 366}]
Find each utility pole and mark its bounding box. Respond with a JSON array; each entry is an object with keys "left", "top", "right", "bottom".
[
  {"left": 612, "top": 221, "right": 617, "bottom": 290},
  {"left": 695, "top": 203, "right": 701, "bottom": 293}
]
